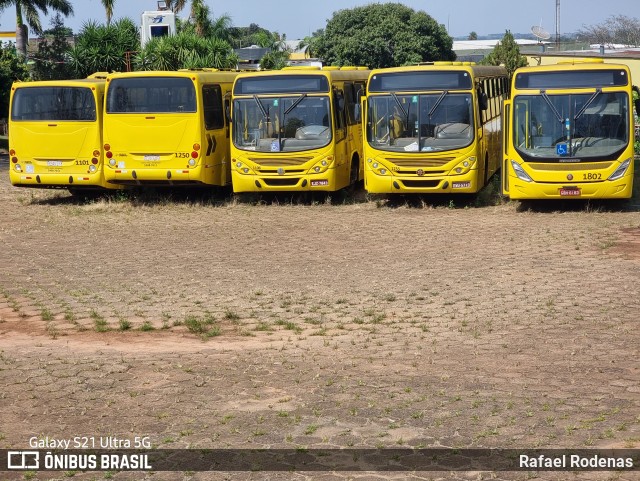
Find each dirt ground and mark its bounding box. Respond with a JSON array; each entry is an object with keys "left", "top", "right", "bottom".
[{"left": 1, "top": 162, "right": 639, "bottom": 481}]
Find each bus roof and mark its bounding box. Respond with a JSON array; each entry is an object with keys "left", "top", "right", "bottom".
[
  {"left": 106, "top": 70, "right": 241, "bottom": 84},
  {"left": 233, "top": 67, "right": 370, "bottom": 83},
  {"left": 513, "top": 61, "right": 631, "bottom": 75},
  {"left": 12, "top": 77, "right": 107, "bottom": 90},
  {"left": 368, "top": 63, "right": 507, "bottom": 79}
]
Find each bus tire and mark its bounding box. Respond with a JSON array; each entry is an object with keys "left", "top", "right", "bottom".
[
  {"left": 349, "top": 157, "right": 359, "bottom": 185},
  {"left": 483, "top": 155, "right": 490, "bottom": 186}
]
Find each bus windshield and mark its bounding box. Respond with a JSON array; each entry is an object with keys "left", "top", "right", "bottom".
[
  {"left": 11, "top": 87, "right": 96, "bottom": 121},
  {"left": 513, "top": 91, "right": 629, "bottom": 160},
  {"left": 106, "top": 77, "right": 196, "bottom": 113},
  {"left": 233, "top": 95, "right": 332, "bottom": 152},
  {"left": 367, "top": 93, "right": 474, "bottom": 152}
]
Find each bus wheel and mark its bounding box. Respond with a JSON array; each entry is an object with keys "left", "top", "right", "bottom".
[
  {"left": 68, "top": 188, "right": 101, "bottom": 201},
  {"left": 349, "top": 157, "right": 359, "bottom": 185},
  {"left": 483, "top": 155, "right": 490, "bottom": 186}
]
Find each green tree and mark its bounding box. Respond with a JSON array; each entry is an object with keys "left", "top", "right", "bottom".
[
  {"left": 134, "top": 31, "right": 238, "bottom": 70},
  {"left": 178, "top": 6, "right": 232, "bottom": 41},
  {"left": 101, "top": 0, "right": 115, "bottom": 26},
  {"left": 32, "top": 13, "right": 73, "bottom": 80},
  {"left": 189, "top": 0, "right": 209, "bottom": 36},
  {"left": 297, "top": 29, "right": 323, "bottom": 59},
  {"left": 481, "top": 30, "right": 527, "bottom": 78},
  {"left": 0, "top": 42, "right": 29, "bottom": 118},
  {"left": 315, "top": 3, "right": 454, "bottom": 68},
  {"left": 468, "top": 31, "right": 478, "bottom": 40},
  {"left": 252, "top": 31, "right": 290, "bottom": 69},
  {"left": 0, "top": 0, "right": 73, "bottom": 58},
  {"left": 228, "top": 23, "right": 271, "bottom": 48},
  {"left": 68, "top": 19, "right": 139, "bottom": 77}
]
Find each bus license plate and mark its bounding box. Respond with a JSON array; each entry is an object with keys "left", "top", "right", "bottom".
[
  {"left": 47, "top": 161, "right": 63, "bottom": 167},
  {"left": 560, "top": 187, "right": 581, "bottom": 196},
  {"left": 144, "top": 155, "right": 160, "bottom": 161}
]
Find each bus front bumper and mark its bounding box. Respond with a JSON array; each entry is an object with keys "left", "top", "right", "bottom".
[
  {"left": 365, "top": 169, "right": 479, "bottom": 194},
  {"left": 231, "top": 170, "right": 338, "bottom": 193},
  {"left": 506, "top": 174, "right": 633, "bottom": 200}
]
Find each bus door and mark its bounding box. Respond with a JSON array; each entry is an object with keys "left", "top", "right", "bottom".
[
  {"left": 333, "top": 88, "right": 348, "bottom": 181},
  {"left": 202, "top": 84, "right": 227, "bottom": 186},
  {"left": 345, "top": 81, "right": 365, "bottom": 180}
]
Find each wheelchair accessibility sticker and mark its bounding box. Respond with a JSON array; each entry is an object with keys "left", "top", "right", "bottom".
[{"left": 556, "top": 143, "right": 568, "bottom": 156}]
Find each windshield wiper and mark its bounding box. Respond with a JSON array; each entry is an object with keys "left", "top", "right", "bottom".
[
  {"left": 540, "top": 91, "right": 564, "bottom": 124},
  {"left": 253, "top": 95, "right": 268, "bottom": 120},
  {"left": 390, "top": 92, "right": 408, "bottom": 119},
  {"left": 284, "top": 93, "right": 307, "bottom": 115},
  {"left": 574, "top": 89, "right": 601, "bottom": 120},
  {"left": 428, "top": 90, "right": 448, "bottom": 118}
]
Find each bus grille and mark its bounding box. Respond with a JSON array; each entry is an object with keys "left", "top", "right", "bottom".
[
  {"left": 401, "top": 179, "right": 441, "bottom": 188},
  {"left": 396, "top": 169, "right": 446, "bottom": 175},
  {"left": 528, "top": 162, "right": 613, "bottom": 171},
  {"left": 249, "top": 156, "right": 313, "bottom": 166},
  {"left": 262, "top": 178, "right": 300, "bottom": 186},
  {"left": 386, "top": 157, "right": 454, "bottom": 167}
]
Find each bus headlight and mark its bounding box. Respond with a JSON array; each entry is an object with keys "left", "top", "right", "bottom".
[
  {"left": 370, "top": 160, "right": 390, "bottom": 176},
  {"left": 109, "top": 158, "right": 116, "bottom": 167},
  {"left": 608, "top": 158, "right": 631, "bottom": 181},
  {"left": 234, "top": 161, "right": 254, "bottom": 174},
  {"left": 511, "top": 160, "right": 532, "bottom": 182},
  {"left": 14, "top": 164, "right": 22, "bottom": 172},
  {"left": 188, "top": 158, "right": 196, "bottom": 167},
  {"left": 451, "top": 156, "right": 476, "bottom": 175},
  {"left": 89, "top": 165, "right": 97, "bottom": 173},
  {"left": 309, "top": 157, "right": 333, "bottom": 174}
]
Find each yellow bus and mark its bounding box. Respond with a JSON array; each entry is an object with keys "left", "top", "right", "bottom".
[
  {"left": 502, "top": 61, "right": 639, "bottom": 199},
  {"left": 103, "top": 69, "right": 238, "bottom": 186},
  {"left": 8, "top": 73, "right": 119, "bottom": 193},
  {"left": 362, "top": 63, "right": 508, "bottom": 194},
  {"left": 230, "top": 66, "right": 369, "bottom": 192}
]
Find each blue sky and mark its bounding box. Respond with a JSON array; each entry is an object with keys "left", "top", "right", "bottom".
[{"left": 0, "top": 0, "right": 636, "bottom": 40}]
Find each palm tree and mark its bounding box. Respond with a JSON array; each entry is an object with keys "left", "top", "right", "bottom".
[
  {"left": 166, "top": 0, "right": 187, "bottom": 14},
  {"left": 0, "top": 0, "right": 73, "bottom": 57},
  {"left": 101, "top": 0, "right": 114, "bottom": 26},
  {"left": 189, "top": 0, "right": 209, "bottom": 37}
]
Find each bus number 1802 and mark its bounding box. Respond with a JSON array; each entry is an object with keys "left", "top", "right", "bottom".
[{"left": 583, "top": 173, "right": 602, "bottom": 181}]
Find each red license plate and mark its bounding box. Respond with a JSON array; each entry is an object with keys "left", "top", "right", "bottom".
[{"left": 559, "top": 188, "right": 581, "bottom": 196}]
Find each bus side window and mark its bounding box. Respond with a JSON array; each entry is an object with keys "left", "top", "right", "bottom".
[
  {"left": 344, "top": 82, "right": 355, "bottom": 125},
  {"left": 333, "top": 89, "right": 346, "bottom": 131},
  {"left": 354, "top": 81, "right": 366, "bottom": 122},
  {"left": 202, "top": 84, "right": 223, "bottom": 130}
]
